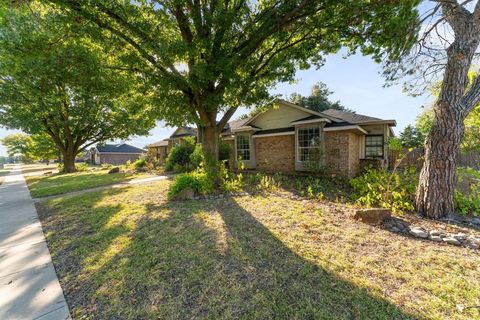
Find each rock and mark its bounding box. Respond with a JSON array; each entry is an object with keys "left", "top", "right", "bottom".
[
  {"left": 452, "top": 233, "right": 466, "bottom": 241},
  {"left": 409, "top": 227, "right": 428, "bottom": 238},
  {"left": 352, "top": 208, "right": 391, "bottom": 225},
  {"left": 443, "top": 237, "right": 461, "bottom": 246},
  {"left": 429, "top": 230, "right": 442, "bottom": 237},
  {"left": 170, "top": 187, "right": 195, "bottom": 201},
  {"left": 43, "top": 171, "right": 53, "bottom": 175},
  {"left": 391, "top": 226, "right": 401, "bottom": 233},
  {"left": 465, "top": 241, "right": 479, "bottom": 250},
  {"left": 108, "top": 167, "right": 120, "bottom": 174},
  {"left": 430, "top": 235, "right": 443, "bottom": 242},
  {"left": 471, "top": 217, "right": 480, "bottom": 226}
]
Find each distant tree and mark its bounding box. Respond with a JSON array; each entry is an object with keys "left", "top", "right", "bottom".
[
  {"left": 0, "top": 4, "right": 156, "bottom": 172},
  {"left": 399, "top": 125, "right": 424, "bottom": 149},
  {"left": 289, "top": 82, "right": 346, "bottom": 112},
  {"left": 0, "top": 133, "right": 33, "bottom": 162},
  {"left": 41, "top": 0, "right": 420, "bottom": 182},
  {"left": 29, "top": 134, "right": 60, "bottom": 162}
]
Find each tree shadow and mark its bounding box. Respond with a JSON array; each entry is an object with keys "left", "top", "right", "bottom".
[{"left": 49, "top": 194, "right": 423, "bottom": 319}]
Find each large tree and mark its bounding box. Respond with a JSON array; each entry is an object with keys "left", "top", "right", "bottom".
[
  {"left": 43, "top": 0, "right": 420, "bottom": 180},
  {"left": 388, "top": 1, "right": 480, "bottom": 218},
  {"left": 0, "top": 4, "right": 156, "bottom": 172},
  {"left": 289, "top": 82, "right": 346, "bottom": 112}
]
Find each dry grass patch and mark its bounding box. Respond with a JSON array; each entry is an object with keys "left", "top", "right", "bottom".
[{"left": 37, "top": 181, "right": 480, "bottom": 320}]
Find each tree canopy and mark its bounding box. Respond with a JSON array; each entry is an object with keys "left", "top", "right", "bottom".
[
  {"left": 0, "top": 3, "right": 156, "bottom": 172},
  {"left": 289, "top": 82, "right": 346, "bottom": 113},
  {"left": 38, "top": 0, "right": 419, "bottom": 179}
]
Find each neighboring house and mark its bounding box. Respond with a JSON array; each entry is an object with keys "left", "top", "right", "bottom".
[
  {"left": 147, "top": 139, "right": 169, "bottom": 164},
  {"left": 91, "top": 143, "right": 146, "bottom": 165},
  {"left": 154, "top": 99, "right": 396, "bottom": 177}
]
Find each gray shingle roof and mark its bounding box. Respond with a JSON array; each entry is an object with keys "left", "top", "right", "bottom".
[
  {"left": 96, "top": 143, "right": 145, "bottom": 154},
  {"left": 321, "top": 109, "right": 381, "bottom": 124}
]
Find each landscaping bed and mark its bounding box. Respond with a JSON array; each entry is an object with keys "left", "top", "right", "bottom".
[{"left": 37, "top": 180, "right": 480, "bottom": 320}]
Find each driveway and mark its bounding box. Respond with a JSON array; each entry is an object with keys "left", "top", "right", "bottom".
[{"left": 0, "top": 165, "right": 70, "bottom": 320}]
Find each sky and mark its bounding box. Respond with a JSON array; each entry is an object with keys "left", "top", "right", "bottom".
[{"left": 0, "top": 51, "right": 434, "bottom": 156}]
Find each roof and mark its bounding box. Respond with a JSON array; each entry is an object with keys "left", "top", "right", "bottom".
[
  {"left": 148, "top": 140, "right": 169, "bottom": 147},
  {"left": 170, "top": 126, "right": 197, "bottom": 139},
  {"left": 222, "top": 118, "right": 251, "bottom": 135},
  {"left": 95, "top": 143, "right": 145, "bottom": 154},
  {"left": 322, "top": 109, "right": 382, "bottom": 124}
]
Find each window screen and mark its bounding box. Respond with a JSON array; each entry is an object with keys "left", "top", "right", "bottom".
[{"left": 365, "top": 135, "right": 384, "bottom": 158}]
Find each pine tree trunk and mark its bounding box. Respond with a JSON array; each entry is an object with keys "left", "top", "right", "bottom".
[{"left": 415, "top": 103, "right": 466, "bottom": 218}]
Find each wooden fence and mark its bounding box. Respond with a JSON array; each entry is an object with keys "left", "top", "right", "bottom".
[{"left": 389, "top": 148, "right": 480, "bottom": 171}]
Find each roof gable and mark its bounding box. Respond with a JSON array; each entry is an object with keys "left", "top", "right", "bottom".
[
  {"left": 322, "top": 109, "right": 385, "bottom": 124},
  {"left": 247, "top": 100, "right": 328, "bottom": 130}
]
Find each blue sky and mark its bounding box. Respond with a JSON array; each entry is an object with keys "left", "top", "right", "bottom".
[{"left": 0, "top": 51, "right": 434, "bottom": 156}]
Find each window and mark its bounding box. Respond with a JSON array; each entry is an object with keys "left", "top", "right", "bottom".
[
  {"left": 298, "top": 127, "right": 321, "bottom": 162},
  {"left": 365, "top": 135, "right": 384, "bottom": 158},
  {"left": 236, "top": 135, "right": 250, "bottom": 161}
]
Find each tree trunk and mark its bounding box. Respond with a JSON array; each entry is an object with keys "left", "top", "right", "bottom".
[
  {"left": 201, "top": 124, "right": 220, "bottom": 185},
  {"left": 415, "top": 103, "right": 466, "bottom": 218},
  {"left": 62, "top": 150, "right": 76, "bottom": 173}
]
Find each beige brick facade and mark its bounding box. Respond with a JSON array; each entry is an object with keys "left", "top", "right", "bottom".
[
  {"left": 254, "top": 135, "right": 295, "bottom": 172},
  {"left": 324, "top": 131, "right": 360, "bottom": 177}
]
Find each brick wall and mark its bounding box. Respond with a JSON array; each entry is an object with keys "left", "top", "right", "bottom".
[
  {"left": 324, "top": 131, "right": 360, "bottom": 177},
  {"left": 254, "top": 135, "right": 295, "bottom": 172},
  {"left": 100, "top": 153, "right": 142, "bottom": 165}
]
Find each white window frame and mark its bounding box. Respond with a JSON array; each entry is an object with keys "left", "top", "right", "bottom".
[
  {"left": 236, "top": 134, "right": 251, "bottom": 161},
  {"left": 297, "top": 126, "right": 321, "bottom": 163}
]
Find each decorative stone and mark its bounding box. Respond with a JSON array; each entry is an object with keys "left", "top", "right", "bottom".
[
  {"left": 409, "top": 227, "right": 428, "bottom": 238},
  {"left": 452, "top": 233, "right": 466, "bottom": 241},
  {"left": 471, "top": 218, "right": 480, "bottom": 226},
  {"left": 430, "top": 235, "right": 443, "bottom": 242},
  {"left": 170, "top": 187, "right": 194, "bottom": 201},
  {"left": 391, "top": 226, "right": 401, "bottom": 233},
  {"left": 108, "top": 167, "right": 120, "bottom": 174},
  {"left": 352, "top": 208, "right": 391, "bottom": 225},
  {"left": 465, "top": 241, "right": 479, "bottom": 250},
  {"left": 443, "top": 237, "right": 461, "bottom": 246},
  {"left": 429, "top": 230, "right": 442, "bottom": 237}
]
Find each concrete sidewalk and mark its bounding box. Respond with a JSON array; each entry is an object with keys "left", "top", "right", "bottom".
[{"left": 0, "top": 165, "right": 70, "bottom": 320}]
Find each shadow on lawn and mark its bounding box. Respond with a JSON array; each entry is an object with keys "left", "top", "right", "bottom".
[{"left": 40, "top": 190, "right": 422, "bottom": 319}]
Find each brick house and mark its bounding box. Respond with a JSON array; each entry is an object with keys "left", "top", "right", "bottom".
[
  {"left": 91, "top": 143, "right": 146, "bottom": 165},
  {"left": 154, "top": 99, "right": 395, "bottom": 177}
]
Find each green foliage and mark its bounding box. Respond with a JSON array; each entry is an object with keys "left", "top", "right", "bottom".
[
  {"left": 289, "top": 82, "right": 346, "bottom": 112},
  {"left": 133, "top": 158, "right": 147, "bottom": 169},
  {"left": 455, "top": 167, "right": 480, "bottom": 216},
  {"left": 399, "top": 125, "right": 424, "bottom": 148},
  {"left": 167, "top": 170, "right": 214, "bottom": 198},
  {"left": 42, "top": 0, "right": 419, "bottom": 179},
  {"left": 189, "top": 144, "right": 204, "bottom": 170},
  {"left": 219, "top": 141, "right": 231, "bottom": 161},
  {"left": 350, "top": 168, "right": 418, "bottom": 213},
  {"left": 57, "top": 162, "right": 90, "bottom": 173},
  {"left": 164, "top": 137, "right": 196, "bottom": 172},
  {"left": 0, "top": 4, "right": 156, "bottom": 170},
  {"left": 0, "top": 133, "right": 32, "bottom": 160}
]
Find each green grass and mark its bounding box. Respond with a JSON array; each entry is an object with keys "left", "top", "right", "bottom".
[
  {"left": 37, "top": 180, "right": 480, "bottom": 319},
  {"left": 26, "top": 169, "right": 148, "bottom": 198},
  {"left": 0, "top": 168, "right": 9, "bottom": 185}
]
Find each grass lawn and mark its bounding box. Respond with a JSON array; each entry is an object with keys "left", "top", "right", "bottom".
[
  {"left": 0, "top": 168, "right": 9, "bottom": 185},
  {"left": 37, "top": 180, "right": 480, "bottom": 319},
  {"left": 26, "top": 169, "right": 149, "bottom": 198}
]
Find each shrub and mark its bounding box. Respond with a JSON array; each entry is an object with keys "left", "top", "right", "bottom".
[
  {"left": 164, "top": 137, "right": 196, "bottom": 172},
  {"left": 57, "top": 162, "right": 90, "bottom": 172},
  {"left": 167, "top": 170, "right": 214, "bottom": 198},
  {"left": 190, "top": 143, "right": 204, "bottom": 170},
  {"left": 350, "top": 167, "right": 417, "bottom": 213},
  {"left": 133, "top": 157, "right": 147, "bottom": 169},
  {"left": 219, "top": 141, "right": 231, "bottom": 161},
  {"left": 100, "top": 163, "right": 113, "bottom": 170},
  {"left": 455, "top": 167, "right": 480, "bottom": 216}
]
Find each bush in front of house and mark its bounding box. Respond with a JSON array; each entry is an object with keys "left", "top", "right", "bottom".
[
  {"left": 350, "top": 167, "right": 417, "bottom": 213},
  {"left": 164, "top": 137, "right": 196, "bottom": 172},
  {"left": 167, "top": 170, "right": 214, "bottom": 199}
]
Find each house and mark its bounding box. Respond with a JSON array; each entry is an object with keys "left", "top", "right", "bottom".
[
  {"left": 90, "top": 143, "right": 146, "bottom": 165},
  {"left": 154, "top": 99, "right": 396, "bottom": 177},
  {"left": 147, "top": 139, "right": 169, "bottom": 164}
]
